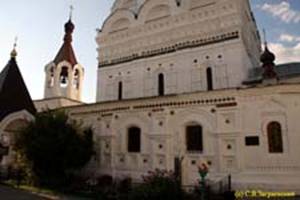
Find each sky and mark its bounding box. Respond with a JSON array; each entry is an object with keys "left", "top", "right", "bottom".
[{"left": 0, "top": 0, "right": 299, "bottom": 103}]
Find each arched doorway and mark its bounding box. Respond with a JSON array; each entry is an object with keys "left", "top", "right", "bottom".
[{"left": 0, "top": 111, "right": 33, "bottom": 171}]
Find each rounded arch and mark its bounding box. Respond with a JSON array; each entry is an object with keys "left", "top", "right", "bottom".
[
  {"left": 56, "top": 61, "right": 73, "bottom": 75},
  {"left": 56, "top": 61, "right": 73, "bottom": 88},
  {"left": 179, "top": 0, "right": 192, "bottom": 10},
  {"left": 267, "top": 121, "right": 284, "bottom": 153},
  {"left": 116, "top": 113, "right": 151, "bottom": 133},
  {"left": 114, "top": 113, "right": 150, "bottom": 153},
  {"left": 184, "top": 121, "right": 202, "bottom": 128},
  {"left": 138, "top": 0, "right": 174, "bottom": 23},
  {"left": 73, "top": 64, "right": 84, "bottom": 76},
  {"left": 73, "top": 64, "right": 84, "bottom": 90},
  {"left": 171, "top": 108, "right": 216, "bottom": 133},
  {"left": 0, "top": 110, "right": 34, "bottom": 159},
  {"left": 45, "top": 63, "right": 56, "bottom": 88},
  {"left": 0, "top": 110, "right": 34, "bottom": 132},
  {"left": 111, "top": 18, "right": 131, "bottom": 32},
  {"left": 145, "top": 4, "right": 171, "bottom": 22},
  {"left": 101, "top": 9, "right": 136, "bottom": 33},
  {"left": 261, "top": 116, "right": 287, "bottom": 137},
  {"left": 44, "top": 62, "right": 56, "bottom": 73},
  {"left": 169, "top": 108, "right": 216, "bottom": 156},
  {"left": 187, "top": 0, "right": 211, "bottom": 10}
]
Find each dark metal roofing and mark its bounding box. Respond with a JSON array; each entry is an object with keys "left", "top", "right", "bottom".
[
  {"left": 53, "top": 19, "right": 78, "bottom": 67},
  {"left": 276, "top": 62, "right": 300, "bottom": 78},
  {"left": 244, "top": 62, "right": 300, "bottom": 84},
  {"left": 0, "top": 57, "right": 36, "bottom": 121},
  {"left": 54, "top": 43, "right": 78, "bottom": 66}
]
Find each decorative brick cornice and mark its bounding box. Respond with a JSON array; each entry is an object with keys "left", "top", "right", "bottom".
[
  {"left": 98, "top": 31, "right": 239, "bottom": 68},
  {"left": 70, "top": 96, "right": 236, "bottom": 116}
]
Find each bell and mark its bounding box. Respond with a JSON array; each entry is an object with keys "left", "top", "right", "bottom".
[{"left": 61, "top": 76, "right": 67, "bottom": 84}]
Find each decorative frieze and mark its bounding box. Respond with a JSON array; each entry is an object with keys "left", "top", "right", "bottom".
[{"left": 99, "top": 31, "right": 239, "bottom": 68}]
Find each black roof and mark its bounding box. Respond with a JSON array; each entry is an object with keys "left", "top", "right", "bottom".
[
  {"left": 0, "top": 57, "right": 36, "bottom": 122},
  {"left": 244, "top": 62, "right": 300, "bottom": 84},
  {"left": 276, "top": 62, "right": 300, "bottom": 78}
]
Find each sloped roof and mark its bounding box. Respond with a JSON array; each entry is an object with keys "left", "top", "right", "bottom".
[
  {"left": 53, "top": 19, "right": 78, "bottom": 67},
  {"left": 54, "top": 42, "right": 78, "bottom": 66},
  {"left": 244, "top": 62, "right": 300, "bottom": 85},
  {"left": 0, "top": 57, "right": 36, "bottom": 121},
  {"left": 276, "top": 62, "right": 300, "bottom": 78}
]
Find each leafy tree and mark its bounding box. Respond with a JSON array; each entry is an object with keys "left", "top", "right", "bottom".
[
  {"left": 129, "top": 169, "right": 183, "bottom": 200},
  {"left": 14, "top": 111, "right": 94, "bottom": 188}
]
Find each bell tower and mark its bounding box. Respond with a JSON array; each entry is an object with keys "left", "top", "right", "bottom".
[{"left": 44, "top": 12, "right": 84, "bottom": 101}]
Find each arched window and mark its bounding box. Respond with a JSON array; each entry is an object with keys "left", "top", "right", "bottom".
[
  {"left": 267, "top": 122, "right": 283, "bottom": 153},
  {"left": 206, "top": 67, "right": 213, "bottom": 91},
  {"left": 186, "top": 125, "right": 203, "bottom": 152},
  {"left": 60, "top": 66, "right": 69, "bottom": 87},
  {"left": 73, "top": 69, "right": 80, "bottom": 89},
  {"left": 118, "top": 81, "right": 123, "bottom": 100},
  {"left": 158, "top": 73, "right": 165, "bottom": 96},
  {"left": 48, "top": 67, "right": 55, "bottom": 87},
  {"left": 128, "top": 127, "right": 141, "bottom": 153}
]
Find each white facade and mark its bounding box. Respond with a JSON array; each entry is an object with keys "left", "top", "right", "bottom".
[
  {"left": 96, "top": 0, "right": 261, "bottom": 102},
  {"left": 3, "top": 0, "right": 300, "bottom": 194},
  {"left": 67, "top": 84, "right": 300, "bottom": 192},
  {"left": 39, "top": 19, "right": 85, "bottom": 111},
  {"left": 44, "top": 61, "right": 84, "bottom": 101}
]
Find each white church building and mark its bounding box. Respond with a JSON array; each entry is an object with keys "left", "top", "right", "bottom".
[{"left": 1, "top": 0, "right": 300, "bottom": 192}]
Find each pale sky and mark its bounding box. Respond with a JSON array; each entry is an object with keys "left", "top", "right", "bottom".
[{"left": 0, "top": 0, "right": 299, "bottom": 103}]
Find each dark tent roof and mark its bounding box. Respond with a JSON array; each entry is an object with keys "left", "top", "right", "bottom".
[
  {"left": 0, "top": 57, "right": 36, "bottom": 122},
  {"left": 53, "top": 19, "right": 78, "bottom": 67},
  {"left": 54, "top": 42, "right": 78, "bottom": 66}
]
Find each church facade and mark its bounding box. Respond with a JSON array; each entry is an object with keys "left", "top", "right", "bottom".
[{"left": 1, "top": 0, "right": 300, "bottom": 192}]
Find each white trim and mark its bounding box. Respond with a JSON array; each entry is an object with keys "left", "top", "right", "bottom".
[{"left": 0, "top": 110, "right": 34, "bottom": 132}]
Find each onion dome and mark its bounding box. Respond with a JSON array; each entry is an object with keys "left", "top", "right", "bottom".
[
  {"left": 260, "top": 45, "right": 275, "bottom": 65},
  {"left": 63, "top": 19, "right": 75, "bottom": 43},
  {"left": 260, "top": 43, "right": 277, "bottom": 79},
  {"left": 65, "top": 20, "right": 75, "bottom": 33},
  {"left": 54, "top": 18, "right": 78, "bottom": 67},
  {"left": 10, "top": 38, "right": 18, "bottom": 59},
  {"left": 10, "top": 48, "right": 17, "bottom": 59}
]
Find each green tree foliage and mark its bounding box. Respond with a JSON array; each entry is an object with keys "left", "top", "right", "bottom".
[
  {"left": 14, "top": 111, "right": 94, "bottom": 188},
  {"left": 128, "top": 169, "right": 183, "bottom": 200}
]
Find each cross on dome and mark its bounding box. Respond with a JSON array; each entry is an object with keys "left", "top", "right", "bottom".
[{"left": 10, "top": 37, "right": 18, "bottom": 58}]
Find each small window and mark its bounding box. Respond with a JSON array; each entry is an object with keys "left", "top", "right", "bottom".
[
  {"left": 128, "top": 127, "right": 141, "bottom": 153},
  {"left": 186, "top": 125, "right": 203, "bottom": 152},
  {"left": 118, "top": 81, "right": 123, "bottom": 100},
  {"left": 245, "top": 136, "right": 259, "bottom": 146},
  {"left": 267, "top": 122, "right": 283, "bottom": 153},
  {"left": 206, "top": 67, "right": 213, "bottom": 91},
  {"left": 158, "top": 73, "right": 165, "bottom": 96},
  {"left": 48, "top": 67, "right": 54, "bottom": 87},
  {"left": 60, "top": 66, "right": 69, "bottom": 87},
  {"left": 73, "top": 69, "right": 80, "bottom": 89}
]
